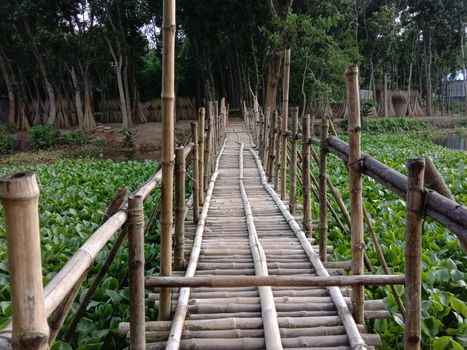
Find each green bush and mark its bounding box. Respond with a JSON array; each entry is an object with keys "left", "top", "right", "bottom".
[
  {"left": 0, "top": 134, "right": 16, "bottom": 154},
  {"left": 28, "top": 125, "right": 60, "bottom": 149},
  {"left": 338, "top": 117, "right": 433, "bottom": 135},
  {"left": 62, "top": 130, "right": 90, "bottom": 146},
  {"left": 0, "top": 123, "right": 16, "bottom": 135}
]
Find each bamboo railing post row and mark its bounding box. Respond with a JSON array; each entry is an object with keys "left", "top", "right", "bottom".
[
  {"left": 404, "top": 158, "right": 425, "bottom": 350},
  {"left": 198, "top": 108, "right": 205, "bottom": 204},
  {"left": 0, "top": 173, "right": 49, "bottom": 350},
  {"left": 319, "top": 115, "right": 330, "bottom": 262},
  {"left": 345, "top": 64, "right": 365, "bottom": 324},
  {"left": 289, "top": 107, "right": 299, "bottom": 214},
  {"left": 302, "top": 114, "right": 313, "bottom": 237},
  {"left": 267, "top": 111, "right": 278, "bottom": 182},
  {"left": 159, "top": 0, "right": 176, "bottom": 321},
  {"left": 191, "top": 122, "right": 200, "bottom": 223},
  {"left": 174, "top": 147, "right": 186, "bottom": 269},
  {"left": 128, "top": 195, "right": 146, "bottom": 350},
  {"left": 280, "top": 48, "right": 291, "bottom": 200}
]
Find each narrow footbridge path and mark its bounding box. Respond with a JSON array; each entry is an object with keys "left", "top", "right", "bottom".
[{"left": 142, "top": 120, "right": 383, "bottom": 349}]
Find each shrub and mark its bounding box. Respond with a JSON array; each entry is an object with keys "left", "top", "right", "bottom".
[
  {"left": 0, "top": 134, "right": 16, "bottom": 154},
  {"left": 119, "top": 128, "right": 136, "bottom": 147},
  {"left": 62, "top": 130, "right": 90, "bottom": 146},
  {"left": 28, "top": 125, "right": 60, "bottom": 150}
]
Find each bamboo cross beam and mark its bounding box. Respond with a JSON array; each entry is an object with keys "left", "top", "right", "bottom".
[{"left": 146, "top": 275, "right": 406, "bottom": 289}]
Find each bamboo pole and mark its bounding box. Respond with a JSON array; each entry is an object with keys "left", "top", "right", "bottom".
[
  {"left": 262, "top": 108, "right": 270, "bottom": 165},
  {"left": 146, "top": 274, "right": 405, "bottom": 288},
  {"left": 319, "top": 116, "right": 330, "bottom": 262},
  {"left": 214, "top": 100, "right": 219, "bottom": 152},
  {"left": 274, "top": 115, "right": 282, "bottom": 190},
  {"left": 159, "top": 0, "right": 176, "bottom": 321},
  {"left": 345, "top": 65, "right": 365, "bottom": 324},
  {"left": 302, "top": 114, "right": 313, "bottom": 237},
  {"left": 0, "top": 172, "right": 49, "bottom": 350},
  {"left": 238, "top": 142, "right": 283, "bottom": 350},
  {"left": 174, "top": 147, "right": 186, "bottom": 270},
  {"left": 191, "top": 123, "right": 200, "bottom": 224},
  {"left": 280, "top": 48, "right": 291, "bottom": 200},
  {"left": 198, "top": 108, "right": 205, "bottom": 204},
  {"left": 404, "top": 158, "right": 425, "bottom": 350},
  {"left": 128, "top": 195, "right": 146, "bottom": 350},
  {"left": 267, "top": 111, "right": 278, "bottom": 182},
  {"left": 423, "top": 156, "right": 453, "bottom": 200},
  {"left": 165, "top": 140, "right": 227, "bottom": 350},
  {"left": 289, "top": 107, "right": 299, "bottom": 214}
]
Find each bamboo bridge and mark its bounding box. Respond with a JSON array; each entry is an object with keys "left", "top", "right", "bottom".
[{"left": 1, "top": 67, "right": 467, "bottom": 350}]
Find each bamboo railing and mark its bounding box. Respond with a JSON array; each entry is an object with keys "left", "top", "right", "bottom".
[
  {"left": 242, "top": 64, "right": 467, "bottom": 349},
  {"left": 0, "top": 99, "right": 227, "bottom": 349}
]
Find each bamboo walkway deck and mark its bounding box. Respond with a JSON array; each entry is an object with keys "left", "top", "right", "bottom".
[{"left": 138, "top": 121, "right": 385, "bottom": 349}]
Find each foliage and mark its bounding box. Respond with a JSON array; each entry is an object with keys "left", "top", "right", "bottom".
[
  {"left": 0, "top": 127, "right": 16, "bottom": 154},
  {"left": 119, "top": 128, "right": 137, "bottom": 147},
  {"left": 0, "top": 158, "right": 158, "bottom": 349},
  {"left": 28, "top": 125, "right": 60, "bottom": 150},
  {"left": 338, "top": 118, "right": 433, "bottom": 135},
  {"left": 62, "top": 130, "right": 90, "bottom": 146},
  {"left": 312, "top": 134, "right": 467, "bottom": 349}
]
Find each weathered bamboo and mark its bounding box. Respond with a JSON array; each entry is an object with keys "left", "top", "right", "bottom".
[
  {"left": 404, "top": 158, "right": 425, "bottom": 350},
  {"left": 289, "top": 107, "right": 299, "bottom": 214},
  {"left": 267, "top": 111, "right": 278, "bottom": 182},
  {"left": 238, "top": 142, "right": 283, "bottom": 350},
  {"left": 263, "top": 108, "right": 270, "bottom": 165},
  {"left": 159, "top": 0, "right": 176, "bottom": 321},
  {"left": 214, "top": 100, "right": 219, "bottom": 152},
  {"left": 165, "top": 140, "right": 227, "bottom": 350},
  {"left": 319, "top": 116, "right": 330, "bottom": 262},
  {"left": 174, "top": 147, "right": 186, "bottom": 269},
  {"left": 274, "top": 116, "right": 282, "bottom": 190},
  {"left": 128, "top": 195, "right": 145, "bottom": 350},
  {"left": 302, "top": 114, "right": 313, "bottom": 237},
  {"left": 191, "top": 122, "right": 200, "bottom": 224},
  {"left": 423, "top": 156, "right": 453, "bottom": 200},
  {"left": 198, "top": 108, "right": 205, "bottom": 204},
  {"left": 248, "top": 149, "right": 368, "bottom": 349},
  {"left": 315, "top": 136, "right": 467, "bottom": 248},
  {"left": 0, "top": 172, "right": 49, "bottom": 350},
  {"left": 146, "top": 274, "right": 405, "bottom": 288},
  {"left": 280, "top": 48, "right": 291, "bottom": 200},
  {"left": 253, "top": 96, "right": 260, "bottom": 154},
  {"left": 345, "top": 65, "right": 365, "bottom": 324}
]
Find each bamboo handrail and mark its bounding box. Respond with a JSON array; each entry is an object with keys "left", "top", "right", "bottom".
[
  {"left": 145, "top": 274, "right": 405, "bottom": 288},
  {"left": 164, "top": 139, "right": 227, "bottom": 350}
]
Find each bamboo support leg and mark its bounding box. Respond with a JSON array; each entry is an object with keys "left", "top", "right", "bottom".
[
  {"left": 319, "top": 116, "right": 329, "bottom": 261},
  {"left": 345, "top": 65, "right": 365, "bottom": 324},
  {"left": 289, "top": 107, "right": 299, "bottom": 214},
  {"left": 0, "top": 173, "right": 49, "bottom": 350},
  {"left": 128, "top": 195, "right": 146, "bottom": 350},
  {"left": 174, "top": 147, "right": 186, "bottom": 269},
  {"left": 191, "top": 123, "right": 200, "bottom": 224},
  {"left": 404, "top": 158, "right": 425, "bottom": 350},
  {"left": 198, "top": 108, "right": 205, "bottom": 204}
]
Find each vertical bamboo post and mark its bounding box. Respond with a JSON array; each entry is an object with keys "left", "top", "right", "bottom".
[
  {"left": 174, "top": 147, "right": 186, "bottom": 270},
  {"left": 384, "top": 73, "right": 389, "bottom": 117},
  {"left": 204, "top": 103, "right": 213, "bottom": 188},
  {"left": 267, "top": 111, "right": 278, "bottom": 182},
  {"left": 191, "top": 122, "right": 200, "bottom": 224},
  {"left": 198, "top": 108, "right": 205, "bottom": 204},
  {"left": 263, "top": 107, "right": 270, "bottom": 166},
  {"left": 254, "top": 96, "right": 261, "bottom": 152},
  {"left": 0, "top": 172, "right": 49, "bottom": 349},
  {"left": 404, "top": 158, "right": 425, "bottom": 350},
  {"left": 128, "top": 195, "right": 145, "bottom": 350},
  {"left": 159, "top": 0, "right": 176, "bottom": 321},
  {"left": 210, "top": 103, "right": 215, "bottom": 172},
  {"left": 274, "top": 115, "right": 282, "bottom": 191},
  {"left": 345, "top": 65, "right": 365, "bottom": 324},
  {"left": 215, "top": 100, "right": 219, "bottom": 152},
  {"left": 280, "top": 48, "right": 291, "bottom": 200},
  {"left": 319, "top": 116, "right": 330, "bottom": 262},
  {"left": 302, "top": 115, "right": 313, "bottom": 238},
  {"left": 289, "top": 107, "right": 299, "bottom": 214}
]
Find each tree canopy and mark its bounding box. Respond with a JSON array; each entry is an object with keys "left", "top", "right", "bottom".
[{"left": 0, "top": 0, "right": 466, "bottom": 129}]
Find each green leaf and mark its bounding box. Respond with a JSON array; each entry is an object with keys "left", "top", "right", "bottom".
[
  {"left": 433, "top": 336, "right": 451, "bottom": 350},
  {"left": 451, "top": 340, "right": 464, "bottom": 350},
  {"left": 450, "top": 297, "right": 467, "bottom": 318}
]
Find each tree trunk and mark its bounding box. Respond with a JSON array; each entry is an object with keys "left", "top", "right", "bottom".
[
  {"left": 82, "top": 68, "right": 96, "bottom": 129},
  {"left": 70, "top": 66, "right": 84, "bottom": 129},
  {"left": 265, "top": 50, "right": 282, "bottom": 114},
  {"left": 0, "top": 52, "right": 15, "bottom": 125},
  {"left": 461, "top": 23, "right": 467, "bottom": 115},
  {"left": 123, "top": 57, "right": 133, "bottom": 127},
  {"left": 426, "top": 28, "right": 433, "bottom": 116}
]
